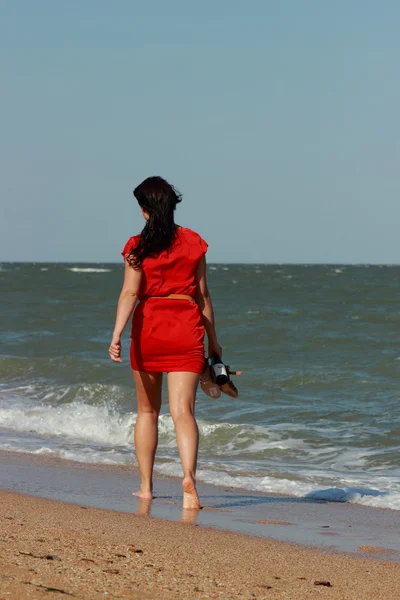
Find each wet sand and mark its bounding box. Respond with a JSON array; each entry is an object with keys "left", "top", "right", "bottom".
[
  {"left": 1, "top": 450, "right": 399, "bottom": 556},
  {"left": 1, "top": 490, "right": 400, "bottom": 600}
]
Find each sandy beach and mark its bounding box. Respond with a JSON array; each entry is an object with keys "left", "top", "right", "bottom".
[{"left": 0, "top": 489, "right": 399, "bottom": 600}]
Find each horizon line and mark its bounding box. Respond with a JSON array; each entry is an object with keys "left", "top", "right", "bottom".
[{"left": 2, "top": 261, "right": 400, "bottom": 267}]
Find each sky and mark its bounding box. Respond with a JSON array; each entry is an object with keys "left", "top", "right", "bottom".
[{"left": 1, "top": 1, "right": 400, "bottom": 264}]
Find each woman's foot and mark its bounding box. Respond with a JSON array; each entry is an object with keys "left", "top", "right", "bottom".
[
  {"left": 132, "top": 489, "right": 153, "bottom": 500},
  {"left": 182, "top": 476, "right": 201, "bottom": 509}
]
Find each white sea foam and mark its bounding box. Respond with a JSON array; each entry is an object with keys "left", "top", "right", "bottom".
[
  {"left": 193, "top": 471, "right": 400, "bottom": 510},
  {"left": 68, "top": 267, "right": 111, "bottom": 273},
  {"left": 0, "top": 401, "right": 135, "bottom": 446},
  {"left": 0, "top": 443, "right": 131, "bottom": 466},
  {"left": 34, "top": 446, "right": 131, "bottom": 465}
]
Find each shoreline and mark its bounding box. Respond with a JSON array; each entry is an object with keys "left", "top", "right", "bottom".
[
  {"left": 1, "top": 490, "right": 400, "bottom": 600},
  {"left": 1, "top": 449, "right": 399, "bottom": 559}
]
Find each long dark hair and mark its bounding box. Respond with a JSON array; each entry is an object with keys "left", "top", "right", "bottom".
[{"left": 127, "top": 176, "right": 182, "bottom": 269}]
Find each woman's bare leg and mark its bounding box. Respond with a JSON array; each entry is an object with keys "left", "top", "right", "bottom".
[
  {"left": 167, "top": 372, "right": 201, "bottom": 509},
  {"left": 132, "top": 370, "right": 162, "bottom": 499}
]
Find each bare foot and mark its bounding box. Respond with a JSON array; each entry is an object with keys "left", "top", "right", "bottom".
[
  {"left": 182, "top": 476, "right": 201, "bottom": 510},
  {"left": 132, "top": 490, "right": 153, "bottom": 500}
]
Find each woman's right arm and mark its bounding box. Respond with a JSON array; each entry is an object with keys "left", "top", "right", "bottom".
[
  {"left": 109, "top": 261, "right": 142, "bottom": 363},
  {"left": 195, "top": 255, "right": 223, "bottom": 358}
]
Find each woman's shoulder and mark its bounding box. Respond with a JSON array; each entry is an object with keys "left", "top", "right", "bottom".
[
  {"left": 122, "top": 234, "right": 141, "bottom": 257},
  {"left": 128, "top": 233, "right": 141, "bottom": 244},
  {"left": 179, "top": 227, "right": 205, "bottom": 242},
  {"left": 178, "top": 227, "right": 208, "bottom": 254}
]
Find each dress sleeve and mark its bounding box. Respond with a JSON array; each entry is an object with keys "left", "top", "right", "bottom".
[
  {"left": 199, "top": 236, "right": 208, "bottom": 256},
  {"left": 121, "top": 236, "right": 139, "bottom": 260}
]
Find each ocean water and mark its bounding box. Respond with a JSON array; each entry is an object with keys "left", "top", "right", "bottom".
[{"left": 1, "top": 263, "right": 399, "bottom": 510}]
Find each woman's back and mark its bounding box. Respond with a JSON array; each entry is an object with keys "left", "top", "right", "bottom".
[{"left": 122, "top": 227, "right": 208, "bottom": 299}]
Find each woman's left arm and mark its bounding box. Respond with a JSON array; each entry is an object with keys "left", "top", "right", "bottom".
[{"left": 109, "top": 261, "right": 142, "bottom": 363}]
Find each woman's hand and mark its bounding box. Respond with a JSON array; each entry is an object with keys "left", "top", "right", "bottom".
[
  {"left": 208, "top": 339, "right": 223, "bottom": 359},
  {"left": 109, "top": 334, "right": 122, "bottom": 363}
]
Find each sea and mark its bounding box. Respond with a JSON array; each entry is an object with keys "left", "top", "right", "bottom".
[{"left": 1, "top": 263, "right": 399, "bottom": 511}]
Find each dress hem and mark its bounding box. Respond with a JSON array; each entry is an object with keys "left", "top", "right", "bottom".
[{"left": 130, "top": 367, "right": 204, "bottom": 374}]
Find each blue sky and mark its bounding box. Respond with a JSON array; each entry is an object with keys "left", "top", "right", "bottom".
[{"left": 1, "top": 1, "right": 400, "bottom": 263}]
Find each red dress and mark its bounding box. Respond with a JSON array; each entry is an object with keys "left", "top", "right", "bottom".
[{"left": 122, "top": 227, "right": 208, "bottom": 373}]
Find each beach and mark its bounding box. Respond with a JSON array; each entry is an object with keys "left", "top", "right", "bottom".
[
  {"left": 2, "top": 490, "right": 400, "bottom": 600},
  {"left": 1, "top": 452, "right": 400, "bottom": 599}
]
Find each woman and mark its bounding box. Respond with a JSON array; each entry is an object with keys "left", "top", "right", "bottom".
[{"left": 109, "top": 176, "right": 222, "bottom": 509}]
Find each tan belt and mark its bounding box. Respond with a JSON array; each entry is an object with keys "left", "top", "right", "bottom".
[{"left": 146, "top": 294, "right": 196, "bottom": 302}]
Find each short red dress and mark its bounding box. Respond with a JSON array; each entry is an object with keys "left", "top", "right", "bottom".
[{"left": 122, "top": 227, "right": 208, "bottom": 373}]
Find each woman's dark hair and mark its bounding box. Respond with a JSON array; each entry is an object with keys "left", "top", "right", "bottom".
[{"left": 127, "top": 176, "right": 182, "bottom": 268}]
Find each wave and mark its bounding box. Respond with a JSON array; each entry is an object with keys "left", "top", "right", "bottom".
[
  {"left": 0, "top": 394, "right": 343, "bottom": 458},
  {"left": 68, "top": 267, "right": 111, "bottom": 273},
  {"left": 0, "top": 397, "right": 399, "bottom": 510},
  {"left": 0, "top": 394, "right": 398, "bottom": 472},
  {"left": 0, "top": 398, "right": 283, "bottom": 453},
  {"left": 0, "top": 443, "right": 131, "bottom": 466},
  {"left": 0, "top": 399, "right": 135, "bottom": 446},
  {"left": 0, "top": 380, "right": 128, "bottom": 407}
]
